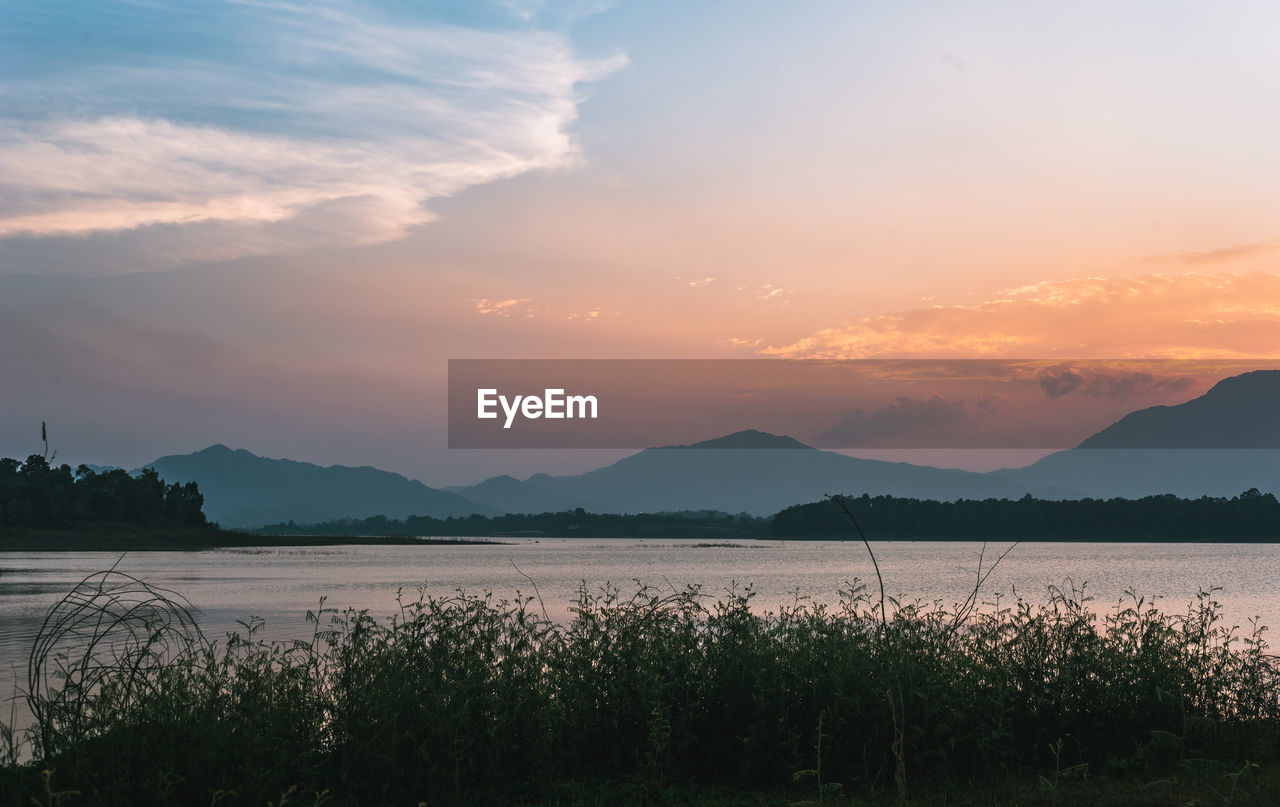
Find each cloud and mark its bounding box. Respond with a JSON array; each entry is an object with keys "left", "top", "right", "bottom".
[
  {"left": 0, "top": 0, "right": 624, "bottom": 271},
  {"left": 762, "top": 272, "right": 1280, "bottom": 359},
  {"left": 812, "top": 393, "right": 1007, "bottom": 447},
  {"left": 471, "top": 298, "right": 605, "bottom": 321},
  {"left": 736, "top": 282, "right": 794, "bottom": 302},
  {"left": 490, "top": 0, "right": 546, "bottom": 21},
  {"left": 1038, "top": 366, "right": 1196, "bottom": 401},
  {"left": 1152, "top": 241, "right": 1280, "bottom": 266},
  {"left": 474, "top": 298, "right": 532, "bottom": 317}
]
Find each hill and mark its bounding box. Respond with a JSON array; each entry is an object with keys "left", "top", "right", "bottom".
[
  {"left": 448, "top": 430, "right": 1062, "bottom": 516},
  {"left": 995, "top": 369, "right": 1280, "bottom": 498},
  {"left": 146, "top": 445, "right": 493, "bottom": 528}
]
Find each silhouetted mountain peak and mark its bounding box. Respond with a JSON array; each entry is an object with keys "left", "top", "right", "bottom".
[
  {"left": 1076, "top": 369, "right": 1280, "bottom": 449},
  {"left": 457, "top": 474, "right": 527, "bottom": 491},
  {"left": 146, "top": 445, "right": 491, "bottom": 526},
  {"left": 1203, "top": 369, "right": 1280, "bottom": 399},
  {"left": 450, "top": 427, "right": 1057, "bottom": 515},
  {"left": 194, "top": 443, "right": 237, "bottom": 455},
  {"left": 677, "top": 430, "right": 812, "bottom": 450}
]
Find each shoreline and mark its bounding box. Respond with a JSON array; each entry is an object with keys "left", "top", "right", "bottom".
[
  {"left": 0, "top": 529, "right": 510, "bottom": 551},
  {"left": 4, "top": 530, "right": 1280, "bottom": 551}
]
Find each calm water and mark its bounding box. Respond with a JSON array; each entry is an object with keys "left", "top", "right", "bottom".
[{"left": 1, "top": 539, "right": 1276, "bottom": 729}]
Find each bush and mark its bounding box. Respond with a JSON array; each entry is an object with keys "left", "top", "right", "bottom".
[{"left": 3, "top": 572, "right": 1279, "bottom": 806}]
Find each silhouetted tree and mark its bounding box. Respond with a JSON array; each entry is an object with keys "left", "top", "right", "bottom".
[
  {"left": 771, "top": 490, "right": 1280, "bottom": 540},
  {"left": 0, "top": 456, "right": 208, "bottom": 532}
]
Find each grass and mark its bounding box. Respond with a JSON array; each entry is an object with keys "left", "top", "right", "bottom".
[{"left": 1, "top": 568, "right": 1278, "bottom": 806}]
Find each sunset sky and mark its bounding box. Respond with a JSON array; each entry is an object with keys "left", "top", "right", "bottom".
[{"left": 3, "top": 0, "right": 1280, "bottom": 484}]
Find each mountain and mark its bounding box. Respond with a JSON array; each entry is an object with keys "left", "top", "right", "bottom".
[
  {"left": 671, "top": 430, "right": 811, "bottom": 450},
  {"left": 147, "top": 370, "right": 1280, "bottom": 526},
  {"left": 994, "top": 370, "right": 1280, "bottom": 498},
  {"left": 1076, "top": 370, "right": 1280, "bottom": 449},
  {"left": 147, "top": 445, "right": 493, "bottom": 528},
  {"left": 443, "top": 474, "right": 578, "bottom": 514},
  {"left": 81, "top": 463, "right": 123, "bottom": 474},
  {"left": 448, "top": 430, "right": 1062, "bottom": 516}
]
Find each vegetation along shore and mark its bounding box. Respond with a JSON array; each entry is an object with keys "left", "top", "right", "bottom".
[{"left": 1, "top": 568, "right": 1278, "bottom": 805}]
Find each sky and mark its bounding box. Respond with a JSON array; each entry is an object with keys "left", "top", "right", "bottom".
[{"left": 2, "top": 0, "right": 1280, "bottom": 484}]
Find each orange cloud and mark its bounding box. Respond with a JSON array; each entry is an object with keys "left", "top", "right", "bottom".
[
  {"left": 1153, "top": 240, "right": 1280, "bottom": 266},
  {"left": 473, "top": 298, "right": 532, "bottom": 317},
  {"left": 762, "top": 272, "right": 1280, "bottom": 359}
]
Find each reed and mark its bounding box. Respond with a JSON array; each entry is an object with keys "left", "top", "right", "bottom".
[{"left": 2, "top": 570, "right": 1278, "bottom": 806}]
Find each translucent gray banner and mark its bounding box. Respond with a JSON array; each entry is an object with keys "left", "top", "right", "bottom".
[{"left": 447, "top": 359, "right": 1280, "bottom": 449}]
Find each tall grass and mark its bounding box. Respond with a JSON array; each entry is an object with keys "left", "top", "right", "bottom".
[{"left": 2, "top": 571, "right": 1279, "bottom": 806}]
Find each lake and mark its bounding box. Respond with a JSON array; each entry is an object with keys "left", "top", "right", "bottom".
[{"left": 2, "top": 539, "right": 1276, "bottom": 731}]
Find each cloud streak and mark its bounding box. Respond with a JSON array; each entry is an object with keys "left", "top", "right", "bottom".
[
  {"left": 473, "top": 298, "right": 533, "bottom": 317},
  {"left": 762, "top": 272, "right": 1280, "bottom": 359},
  {"left": 1152, "top": 241, "right": 1280, "bottom": 266},
  {"left": 0, "top": 0, "right": 624, "bottom": 269},
  {"left": 1038, "top": 366, "right": 1195, "bottom": 401},
  {"left": 812, "top": 393, "right": 1008, "bottom": 447}
]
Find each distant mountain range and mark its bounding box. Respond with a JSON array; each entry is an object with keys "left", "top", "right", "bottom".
[
  {"left": 443, "top": 429, "right": 1069, "bottom": 515},
  {"left": 144, "top": 370, "right": 1280, "bottom": 527},
  {"left": 146, "top": 445, "right": 494, "bottom": 528}
]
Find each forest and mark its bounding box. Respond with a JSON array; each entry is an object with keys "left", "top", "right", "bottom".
[
  {"left": 771, "top": 489, "right": 1280, "bottom": 540},
  {"left": 0, "top": 455, "right": 207, "bottom": 531},
  {"left": 255, "top": 507, "right": 771, "bottom": 540},
  {"left": 255, "top": 489, "right": 1280, "bottom": 541}
]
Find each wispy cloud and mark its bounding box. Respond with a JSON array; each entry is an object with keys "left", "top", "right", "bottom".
[
  {"left": 473, "top": 298, "right": 533, "bottom": 317},
  {"left": 471, "top": 298, "right": 607, "bottom": 321},
  {"left": 813, "top": 393, "right": 1007, "bottom": 447},
  {"left": 1038, "top": 365, "right": 1195, "bottom": 401},
  {"left": 762, "top": 272, "right": 1280, "bottom": 359},
  {"left": 736, "top": 282, "right": 793, "bottom": 302},
  {"left": 1150, "top": 240, "right": 1280, "bottom": 266},
  {"left": 0, "top": 0, "right": 624, "bottom": 270}
]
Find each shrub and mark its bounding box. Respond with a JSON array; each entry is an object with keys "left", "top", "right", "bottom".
[{"left": 3, "top": 571, "right": 1278, "bottom": 806}]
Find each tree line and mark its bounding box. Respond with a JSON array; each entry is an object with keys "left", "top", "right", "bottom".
[
  {"left": 0, "top": 454, "right": 207, "bottom": 531},
  {"left": 772, "top": 489, "right": 1280, "bottom": 540},
  {"left": 256, "top": 507, "right": 771, "bottom": 539},
  {"left": 255, "top": 489, "right": 1280, "bottom": 541}
]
